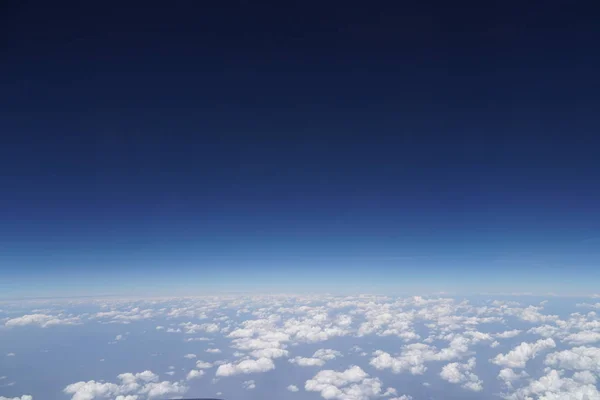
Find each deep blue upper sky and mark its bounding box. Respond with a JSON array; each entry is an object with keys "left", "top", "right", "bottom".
[{"left": 1, "top": 0, "right": 599, "bottom": 297}]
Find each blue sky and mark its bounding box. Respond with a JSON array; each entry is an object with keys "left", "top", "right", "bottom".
[{"left": 1, "top": 1, "right": 599, "bottom": 298}]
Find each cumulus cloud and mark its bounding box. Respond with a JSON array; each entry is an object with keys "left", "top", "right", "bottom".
[
  {"left": 205, "top": 348, "right": 221, "bottom": 353},
  {"left": 289, "top": 348, "right": 342, "bottom": 367},
  {"left": 0, "top": 396, "right": 33, "bottom": 400},
  {"left": 287, "top": 385, "right": 299, "bottom": 392},
  {"left": 305, "top": 365, "right": 393, "bottom": 400},
  {"left": 563, "top": 331, "right": 600, "bottom": 345},
  {"left": 183, "top": 354, "right": 197, "bottom": 359},
  {"left": 63, "top": 370, "right": 187, "bottom": 400},
  {"left": 490, "top": 338, "right": 556, "bottom": 368},
  {"left": 544, "top": 346, "right": 600, "bottom": 372},
  {"left": 497, "top": 368, "right": 528, "bottom": 388},
  {"left": 495, "top": 329, "right": 522, "bottom": 339},
  {"left": 505, "top": 369, "right": 600, "bottom": 400},
  {"left": 5, "top": 314, "right": 81, "bottom": 328},
  {"left": 186, "top": 370, "right": 204, "bottom": 380},
  {"left": 215, "top": 357, "right": 275, "bottom": 376},
  {"left": 195, "top": 360, "right": 213, "bottom": 369},
  {"left": 439, "top": 357, "right": 483, "bottom": 391}
]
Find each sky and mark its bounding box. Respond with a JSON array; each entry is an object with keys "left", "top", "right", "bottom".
[{"left": 1, "top": 1, "right": 600, "bottom": 298}]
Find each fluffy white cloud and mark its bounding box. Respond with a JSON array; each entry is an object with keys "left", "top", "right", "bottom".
[
  {"left": 0, "top": 396, "right": 33, "bottom": 400},
  {"left": 506, "top": 369, "right": 600, "bottom": 400},
  {"left": 215, "top": 357, "right": 275, "bottom": 376},
  {"left": 5, "top": 314, "right": 81, "bottom": 328},
  {"left": 497, "top": 368, "right": 528, "bottom": 388},
  {"left": 289, "top": 349, "right": 342, "bottom": 367},
  {"left": 186, "top": 370, "right": 204, "bottom": 380},
  {"left": 305, "top": 365, "right": 393, "bottom": 400},
  {"left": 205, "top": 348, "right": 221, "bottom": 353},
  {"left": 495, "top": 329, "right": 522, "bottom": 339},
  {"left": 195, "top": 360, "right": 213, "bottom": 369},
  {"left": 183, "top": 353, "right": 196, "bottom": 359},
  {"left": 63, "top": 370, "right": 187, "bottom": 400},
  {"left": 439, "top": 357, "right": 483, "bottom": 391},
  {"left": 563, "top": 331, "right": 600, "bottom": 345},
  {"left": 287, "top": 385, "right": 299, "bottom": 392},
  {"left": 490, "top": 338, "right": 556, "bottom": 368},
  {"left": 544, "top": 346, "right": 600, "bottom": 372},
  {"left": 250, "top": 347, "right": 289, "bottom": 359}
]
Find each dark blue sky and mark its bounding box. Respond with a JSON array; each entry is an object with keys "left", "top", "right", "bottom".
[{"left": 1, "top": 1, "right": 599, "bottom": 297}]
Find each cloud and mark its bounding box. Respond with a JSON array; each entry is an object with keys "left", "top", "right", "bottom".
[
  {"left": 205, "top": 348, "right": 221, "bottom": 353},
  {"left": 186, "top": 370, "right": 204, "bottom": 380},
  {"left": 243, "top": 380, "right": 256, "bottom": 390},
  {"left": 6, "top": 353, "right": 15, "bottom": 357},
  {"left": 576, "top": 303, "right": 600, "bottom": 309},
  {"left": 497, "top": 368, "right": 528, "bottom": 388},
  {"left": 5, "top": 314, "right": 81, "bottom": 328},
  {"left": 215, "top": 357, "right": 275, "bottom": 376},
  {"left": 563, "top": 331, "right": 600, "bottom": 345},
  {"left": 494, "top": 329, "right": 522, "bottom": 339},
  {"left": 544, "top": 346, "right": 600, "bottom": 372},
  {"left": 183, "top": 354, "right": 197, "bottom": 359},
  {"left": 0, "top": 397, "right": 33, "bottom": 400},
  {"left": 490, "top": 338, "right": 556, "bottom": 368},
  {"left": 439, "top": 357, "right": 483, "bottom": 391},
  {"left": 250, "top": 347, "right": 289, "bottom": 359},
  {"left": 305, "top": 365, "right": 393, "bottom": 400},
  {"left": 63, "top": 370, "right": 187, "bottom": 400},
  {"left": 287, "top": 385, "right": 299, "bottom": 392},
  {"left": 195, "top": 360, "right": 213, "bottom": 369},
  {"left": 505, "top": 369, "right": 600, "bottom": 400},
  {"left": 289, "top": 348, "right": 342, "bottom": 367}
]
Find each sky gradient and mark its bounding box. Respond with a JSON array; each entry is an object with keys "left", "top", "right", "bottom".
[{"left": 1, "top": 1, "right": 599, "bottom": 298}]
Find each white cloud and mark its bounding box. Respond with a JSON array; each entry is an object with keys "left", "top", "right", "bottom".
[
  {"left": 63, "top": 370, "right": 187, "bottom": 400},
  {"left": 506, "top": 369, "right": 600, "bottom": 400},
  {"left": 185, "top": 337, "right": 210, "bottom": 342},
  {"left": 6, "top": 353, "right": 15, "bottom": 357},
  {"left": 544, "top": 346, "right": 600, "bottom": 372},
  {"left": 287, "top": 385, "right": 299, "bottom": 392},
  {"left": 250, "top": 347, "right": 289, "bottom": 359},
  {"left": 495, "top": 329, "right": 522, "bottom": 339},
  {"left": 490, "top": 338, "right": 556, "bottom": 368},
  {"left": 497, "top": 368, "right": 528, "bottom": 388},
  {"left": 576, "top": 303, "right": 600, "bottom": 309},
  {"left": 183, "top": 354, "right": 197, "bottom": 359},
  {"left": 289, "top": 348, "right": 342, "bottom": 367},
  {"left": 305, "top": 365, "right": 392, "bottom": 400},
  {"left": 186, "top": 370, "right": 204, "bottom": 380},
  {"left": 563, "top": 331, "right": 600, "bottom": 345},
  {"left": 243, "top": 380, "right": 256, "bottom": 390},
  {"left": 205, "top": 348, "right": 221, "bottom": 353},
  {"left": 215, "top": 357, "right": 275, "bottom": 376},
  {"left": 0, "top": 396, "right": 33, "bottom": 400},
  {"left": 5, "top": 314, "right": 81, "bottom": 328},
  {"left": 195, "top": 360, "right": 213, "bottom": 369},
  {"left": 439, "top": 357, "right": 483, "bottom": 391}
]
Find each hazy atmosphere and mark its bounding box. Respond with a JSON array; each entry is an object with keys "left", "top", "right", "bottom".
[{"left": 1, "top": 1, "right": 599, "bottom": 399}]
